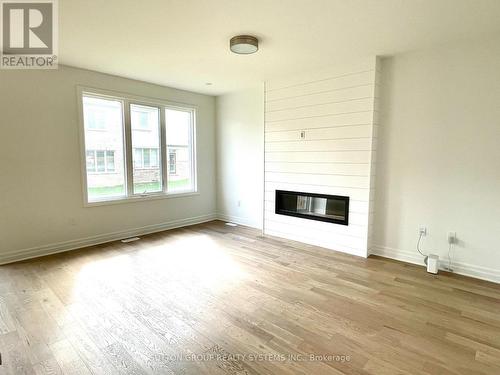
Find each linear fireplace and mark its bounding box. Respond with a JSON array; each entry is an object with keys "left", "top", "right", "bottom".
[{"left": 275, "top": 190, "right": 349, "bottom": 225}]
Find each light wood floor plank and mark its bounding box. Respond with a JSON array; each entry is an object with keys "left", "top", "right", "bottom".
[{"left": 0, "top": 220, "right": 499, "bottom": 375}]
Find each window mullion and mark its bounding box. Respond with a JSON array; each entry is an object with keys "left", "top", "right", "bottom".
[
  {"left": 160, "top": 107, "right": 168, "bottom": 194},
  {"left": 123, "top": 100, "right": 134, "bottom": 197}
]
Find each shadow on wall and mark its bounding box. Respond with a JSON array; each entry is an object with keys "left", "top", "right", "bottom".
[{"left": 372, "top": 56, "right": 398, "bottom": 248}]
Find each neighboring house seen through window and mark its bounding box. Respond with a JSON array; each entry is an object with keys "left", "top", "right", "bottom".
[
  {"left": 133, "top": 148, "right": 159, "bottom": 169},
  {"left": 86, "top": 150, "right": 116, "bottom": 173},
  {"left": 86, "top": 106, "right": 108, "bottom": 130},
  {"left": 168, "top": 150, "right": 176, "bottom": 174}
]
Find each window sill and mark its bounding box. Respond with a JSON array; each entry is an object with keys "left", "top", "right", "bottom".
[{"left": 84, "top": 191, "right": 199, "bottom": 207}]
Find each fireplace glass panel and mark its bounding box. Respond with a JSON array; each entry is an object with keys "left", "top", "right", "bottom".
[{"left": 275, "top": 190, "right": 349, "bottom": 225}]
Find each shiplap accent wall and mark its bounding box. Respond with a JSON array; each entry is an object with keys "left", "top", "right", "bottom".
[{"left": 264, "top": 57, "right": 380, "bottom": 257}]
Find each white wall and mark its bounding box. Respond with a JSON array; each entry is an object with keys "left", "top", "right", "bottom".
[
  {"left": 264, "top": 58, "right": 380, "bottom": 257},
  {"left": 215, "top": 86, "right": 264, "bottom": 229},
  {"left": 0, "top": 65, "right": 216, "bottom": 263},
  {"left": 373, "top": 36, "right": 500, "bottom": 282}
]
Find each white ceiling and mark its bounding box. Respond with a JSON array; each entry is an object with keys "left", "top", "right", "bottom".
[{"left": 60, "top": 0, "right": 500, "bottom": 95}]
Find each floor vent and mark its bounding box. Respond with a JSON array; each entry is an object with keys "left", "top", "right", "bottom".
[{"left": 121, "top": 237, "right": 141, "bottom": 243}]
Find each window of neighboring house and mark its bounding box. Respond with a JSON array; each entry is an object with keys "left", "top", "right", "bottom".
[
  {"left": 85, "top": 150, "right": 116, "bottom": 174},
  {"left": 86, "top": 108, "right": 107, "bottom": 130},
  {"left": 96, "top": 150, "right": 106, "bottom": 172},
  {"left": 106, "top": 151, "right": 115, "bottom": 172},
  {"left": 168, "top": 150, "right": 176, "bottom": 174},
  {"left": 150, "top": 148, "right": 159, "bottom": 168},
  {"left": 133, "top": 148, "right": 160, "bottom": 169},
  {"left": 132, "top": 109, "right": 151, "bottom": 130},
  {"left": 86, "top": 150, "right": 96, "bottom": 172},
  {"left": 80, "top": 89, "right": 197, "bottom": 204},
  {"left": 139, "top": 112, "right": 149, "bottom": 129}
]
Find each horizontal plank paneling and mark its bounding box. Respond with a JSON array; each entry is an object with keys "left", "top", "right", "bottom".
[
  {"left": 265, "top": 162, "right": 370, "bottom": 176},
  {"left": 265, "top": 150, "right": 373, "bottom": 164},
  {"left": 264, "top": 229, "right": 366, "bottom": 258},
  {"left": 264, "top": 58, "right": 379, "bottom": 258},
  {"left": 265, "top": 138, "right": 373, "bottom": 153},
  {"left": 264, "top": 211, "right": 369, "bottom": 236},
  {"left": 265, "top": 124, "right": 373, "bottom": 142},
  {"left": 266, "top": 97, "right": 375, "bottom": 122},
  {"left": 266, "top": 70, "right": 376, "bottom": 101},
  {"left": 266, "top": 58, "right": 375, "bottom": 91},
  {"left": 265, "top": 172, "right": 370, "bottom": 189},
  {"left": 266, "top": 85, "right": 375, "bottom": 112},
  {"left": 264, "top": 221, "right": 367, "bottom": 249},
  {"left": 265, "top": 111, "right": 374, "bottom": 132}
]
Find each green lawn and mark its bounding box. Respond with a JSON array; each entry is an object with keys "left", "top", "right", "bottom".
[
  {"left": 88, "top": 179, "right": 189, "bottom": 198},
  {"left": 88, "top": 184, "right": 126, "bottom": 197},
  {"left": 168, "top": 179, "right": 190, "bottom": 190},
  {"left": 133, "top": 181, "right": 162, "bottom": 194}
]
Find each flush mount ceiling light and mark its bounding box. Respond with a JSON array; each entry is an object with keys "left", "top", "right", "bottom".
[{"left": 230, "top": 35, "right": 258, "bottom": 54}]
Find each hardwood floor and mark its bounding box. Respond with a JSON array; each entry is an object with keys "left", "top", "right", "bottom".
[{"left": 1, "top": 220, "right": 499, "bottom": 375}]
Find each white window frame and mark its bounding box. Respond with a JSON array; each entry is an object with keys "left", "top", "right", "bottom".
[{"left": 77, "top": 86, "right": 198, "bottom": 207}]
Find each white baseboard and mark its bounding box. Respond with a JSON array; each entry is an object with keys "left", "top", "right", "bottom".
[
  {"left": 0, "top": 213, "right": 217, "bottom": 266},
  {"left": 371, "top": 244, "right": 500, "bottom": 284},
  {"left": 216, "top": 213, "right": 263, "bottom": 230}
]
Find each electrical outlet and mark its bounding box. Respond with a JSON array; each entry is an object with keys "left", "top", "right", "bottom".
[
  {"left": 237, "top": 200, "right": 241, "bottom": 207},
  {"left": 448, "top": 231, "right": 457, "bottom": 244},
  {"left": 419, "top": 226, "right": 427, "bottom": 236}
]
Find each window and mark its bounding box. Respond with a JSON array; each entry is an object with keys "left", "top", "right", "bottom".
[
  {"left": 96, "top": 150, "right": 106, "bottom": 172},
  {"left": 168, "top": 150, "right": 176, "bottom": 174},
  {"left": 106, "top": 151, "right": 115, "bottom": 172},
  {"left": 86, "top": 108, "right": 107, "bottom": 130},
  {"left": 85, "top": 150, "right": 116, "bottom": 173},
  {"left": 86, "top": 150, "right": 96, "bottom": 172},
  {"left": 133, "top": 148, "right": 159, "bottom": 169},
  {"left": 82, "top": 96, "right": 126, "bottom": 201},
  {"left": 132, "top": 108, "right": 152, "bottom": 130},
  {"left": 80, "top": 89, "right": 196, "bottom": 204},
  {"left": 166, "top": 108, "right": 195, "bottom": 192},
  {"left": 130, "top": 104, "right": 162, "bottom": 194},
  {"left": 150, "top": 149, "right": 159, "bottom": 168}
]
